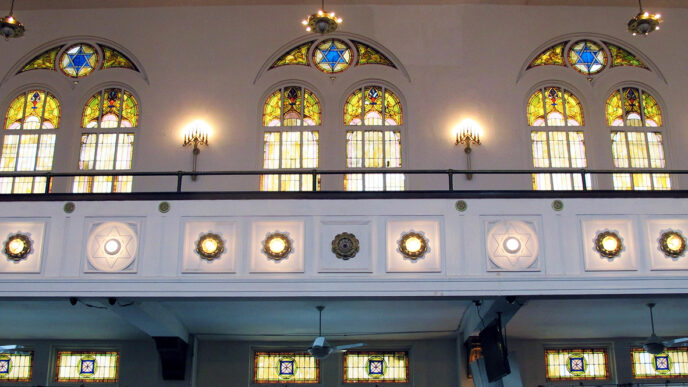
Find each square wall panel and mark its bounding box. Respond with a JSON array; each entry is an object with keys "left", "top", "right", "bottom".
[
  {"left": 318, "top": 218, "right": 373, "bottom": 273},
  {"left": 0, "top": 219, "right": 47, "bottom": 274},
  {"left": 181, "top": 219, "right": 237, "bottom": 273},
  {"left": 251, "top": 220, "right": 305, "bottom": 273},
  {"left": 646, "top": 218, "right": 688, "bottom": 271},
  {"left": 83, "top": 218, "right": 143, "bottom": 273},
  {"left": 580, "top": 217, "right": 637, "bottom": 272},
  {"left": 386, "top": 218, "right": 443, "bottom": 273},
  {"left": 483, "top": 217, "right": 542, "bottom": 272}
]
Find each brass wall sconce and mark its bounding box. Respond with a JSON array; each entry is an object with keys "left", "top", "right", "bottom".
[
  {"left": 262, "top": 232, "right": 293, "bottom": 261},
  {"left": 454, "top": 120, "right": 481, "bottom": 180},
  {"left": 398, "top": 231, "right": 428, "bottom": 260},
  {"left": 183, "top": 124, "right": 209, "bottom": 181},
  {"left": 595, "top": 231, "right": 623, "bottom": 258},
  {"left": 4, "top": 233, "right": 31, "bottom": 261},
  {"left": 195, "top": 232, "right": 225, "bottom": 260},
  {"left": 659, "top": 230, "right": 686, "bottom": 258}
]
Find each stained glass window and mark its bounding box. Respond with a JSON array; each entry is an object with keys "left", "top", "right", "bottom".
[
  {"left": 313, "top": 39, "right": 352, "bottom": 74},
  {"left": 529, "top": 40, "right": 649, "bottom": 76},
  {"left": 605, "top": 42, "right": 648, "bottom": 69},
  {"left": 0, "top": 352, "right": 33, "bottom": 382},
  {"left": 345, "top": 86, "right": 402, "bottom": 126},
  {"left": 568, "top": 40, "right": 607, "bottom": 75},
  {"left": 343, "top": 351, "right": 409, "bottom": 383},
  {"left": 353, "top": 40, "right": 395, "bottom": 67},
  {"left": 59, "top": 44, "right": 99, "bottom": 78},
  {"left": 631, "top": 347, "right": 688, "bottom": 378},
  {"left": 527, "top": 87, "right": 589, "bottom": 190},
  {"left": 100, "top": 45, "right": 137, "bottom": 70},
  {"left": 270, "top": 41, "right": 314, "bottom": 68},
  {"left": 545, "top": 348, "right": 609, "bottom": 381},
  {"left": 55, "top": 351, "right": 119, "bottom": 383},
  {"left": 20, "top": 46, "right": 61, "bottom": 73},
  {"left": 528, "top": 42, "right": 568, "bottom": 68},
  {"left": 253, "top": 352, "right": 319, "bottom": 384},
  {"left": 0, "top": 90, "right": 59, "bottom": 194}
]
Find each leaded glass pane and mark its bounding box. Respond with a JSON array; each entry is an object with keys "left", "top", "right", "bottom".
[
  {"left": 59, "top": 44, "right": 98, "bottom": 78},
  {"left": 611, "top": 131, "right": 669, "bottom": 190},
  {"left": 345, "top": 89, "right": 363, "bottom": 126},
  {"left": 343, "top": 352, "right": 409, "bottom": 383},
  {"left": 55, "top": 351, "right": 118, "bottom": 383},
  {"left": 313, "top": 39, "right": 352, "bottom": 74},
  {"left": 384, "top": 90, "right": 402, "bottom": 125},
  {"left": 568, "top": 40, "right": 607, "bottom": 75},
  {"left": 528, "top": 88, "right": 583, "bottom": 127},
  {"left": 263, "top": 87, "right": 320, "bottom": 127},
  {"left": 606, "top": 43, "right": 648, "bottom": 69},
  {"left": 81, "top": 89, "right": 138, "bottom": 129},
  {"left": 545, "top": 348, "right": 609, "bottom": 381},
  {"left": 21, "top": 47, "right": 60, "bottom": 73},
  {"left": 606, "top": 91, "right": 625, "bottom": 126},
  {"left": 101, "top": 45, "right": 136, "bottom": 70},
  {"left": 631, "top": 348, "right": 688, "bottom": 378},
  {"left": 270, "top": 42, "right": 313, "bottom": 68},
  {"left": 623, "top": 88, "right": 643, "bottom": 127},
  {"left": 260, "top": 131, "right": 319, "bottom": 191},
  {"left": 5, "top": 90, "right": 61, "bottom": 130},
  {"left": 531, "top": 131, "right": 589, "bottom": 191},
  {"left": 74, "top": 133, "right": 134, "bottom": 193},
  {"left": 0, "top": 352, "right": 33, "bottom": 382},
  {"left": 345, "top": 130, "right": 403, "bottom": 191},
  {"left": 642, "top": 92, "right": 662, "bottom": 127},
  {"left": 253, "top": 352, "right": 319, "bottom": 384},
  {"left": 528, "top": 42, "right": 567, "bottom": 68},
  {"left": 354, "top": 41, "right": 394, "bottom": 67}
]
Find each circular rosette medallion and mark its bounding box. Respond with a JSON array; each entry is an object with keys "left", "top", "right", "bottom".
[
  {"left": 3, "top": 233, "right": 32, "bottom": 261},
  {"left": 262, "top": 232, "right": 293, "bottom": 261},
  {"left": 60, "top": 44, "right": 99, "bottom": 78},
  {"left": 195, "top": 233, "right": 225, "bottom": 260},
  {"left": 331, "top": 232, "right": 360, "bottom": 260},
  {"left": 313, "top": 39, "right": 352, "bottom": 74},
  {"left": 398, "top": 231, "right": 428, "bottom": 260}
]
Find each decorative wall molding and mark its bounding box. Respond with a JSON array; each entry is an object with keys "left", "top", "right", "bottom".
[
  {"left": 580, "top": 217, "right": 636, "bottom": 272},
  {"left": 484, "top": 218, "right": 541, "bottom": 272},
  {"left": 181, "top": 219, "right": 237, "bottom": 274},
  {"left": 84, "top": 219, "right": 141, "bottom": 273},
  {"left": 0, "top": 219, "right": 47, "bottom": 274}
]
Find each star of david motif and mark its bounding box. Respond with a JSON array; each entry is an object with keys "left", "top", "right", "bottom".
[
  {"left": 572, "top": 42, "right": 604, "bottom": 74},
  {"left": 80, "top": 359, "right": 95, "bottom": 374},
  {"left": 92, "top": 226, "right": 133, "bottom": 269},
  {"left": 0, "top": 359, "right": 9, "bottom": 374},
  {"left": 318, "top": 42, "right": 349, "bottom": 72},
  {"left": 65, "top": 46, "right": 95, "bottom": 76},
  {"left": 569, "top": 357, "right": 585, "bottom": 372},
  {"left": 492, "top": 225, "right": 532, "bottom": 266},
  {"left": 368, "top": 360, "right": 384, "bottom": 375},
  {"left": 655, "top": 355, "right": 670, "bottom": 371},
  {"left": 279, "top": 360, "right": 294, "bottom": 375}
]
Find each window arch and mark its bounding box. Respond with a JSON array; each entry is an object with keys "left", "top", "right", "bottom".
[
  {"left": 343, "top": 85, "right": 404, "bottom": 191},
  {"left": 260, "top": 85, "right": 320, "bottom": 192},
  {"left": 527, "top": 86, "right": 590, "bottom": 191},
  {"left": 73, "top": 87, "right": 139, "bottom": 193},
  {"left": 0, "top": 89, "right": 60, "bottom": 193},
  {"left": 607, "top": 86, "right": 669, "bottom": 190}
]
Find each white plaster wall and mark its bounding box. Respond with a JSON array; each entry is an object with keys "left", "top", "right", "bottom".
[{"left": 0, "top": 4, "right": 685, "bottom": 192}]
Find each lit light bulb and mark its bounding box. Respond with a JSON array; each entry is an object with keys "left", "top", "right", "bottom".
[
  {"left": 666, "top": 235, "right": 683, "bottom": 251},
  {"left": 104, "top": 239, "right": 121, "bottom": 255},
  {"left": 330, "top": 12, "right": 335, "bottom": 17},
  {"left": 306, "top": 27, "right": 311, "bottom": 32},
  {"left": 269, "top": 237, "right": 286, "bottom": 254},
  {"left": 317, "top": 10, "right": 323, "bottom": 15},
  {"left": 405, "top": 236, "right": 423, "bottom": 253},
  {"left": 337, "top": 18, "right": 342, "bottom": 23},
  {"left": 656, "top": 13, "right": 661, "bottom": 18},
  {"left": 302, "top": 19, "right": 308, "bottom": 25},
  {"left": 602, "top": 236, "right": 618, "bottom": 252},
  {"left": 7, "top": 238, "right": 25, "bottom": 255},
  {"left": 503, "top": 237, "right": 521, "bottom": 254},
  {"left": 643, "top": 12, "right": 649, "bottom": 17},
  {"left": 656, "top": 26, "right": 660, "bottom": 30},
  {"left": 202, "top": 238, "right": 218, "bottom": 254}
]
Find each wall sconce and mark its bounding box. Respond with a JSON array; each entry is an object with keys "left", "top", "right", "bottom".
[
  {"left": 595, "top": 230, "right": 623, "bottom": 259},
  {"left": 182, "top": 123, "right": 209, "bottom": 181},
  {"left": 3, "top": 233, "right": 31, "bottom": 261},
  {"left": 454, "top": 119, "right": 481, "bottom": 180},
  {"left": 398, "top": 231, "right": 428, "bottom": 260},
  {"left": 659, "top": 230, "right": 686, "bottom": 258}
]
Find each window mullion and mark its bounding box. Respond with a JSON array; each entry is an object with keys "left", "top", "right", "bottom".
[
  {"left": 643, "top": 132, "right": 655, "bottom": 189},
  {"left": 623, "top": 132, "right": 633, "bottom": 189},
  {"left": 361, "top": 129, "right": 367, "bottom": 191},
  {"left": 20, "top": 91, "right": 28, "bottom": 130},
  {"left": 540, "top": 88, "right": 548, "bottom": 129},
  {"left": 117, "top": 89, "right": 125, "bottom": 128},
  {"left": 97, "top": 90, "right": 104, "bottom": 129},
  {"left": 545, "top": 131, "right": 553, "bottom": 188}
]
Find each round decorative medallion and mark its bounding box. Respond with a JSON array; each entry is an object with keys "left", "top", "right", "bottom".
[
  {"left": 486, "top": 220, "right": 539, "bottom": 271},
  {"left": 552, "top": 200, "right": 564, "bottom": 212},
  {"left": 566, "top": 353, "right": 586, "bottom": 375},
  {"left": 262, "top": 232, "right": 293, "bottom": 261},
  {"left": 86, "top": 222, "right": 138, "bottom": 272},
  {"left": 594, "top": 230, "right": 623, "bottom": 259},
  {"left": 158, "top": 201, "right": 170, "bottom": 213},
  {"left": 331, "top": 232, "right": 360, "bottom": 260},
  {"left": 276, "top": 356, "right": 297, "bottom": 380},
  {"left": 568, "top": 40, "right": 607, "bottom": 75},
  {"left": 313, "top": 39, "right": 352, "bottom": 74},
  {"left": 398, "top": 231, "right": 428, "bottom": 260},
  {"left": 64, "top": 202, "right": 76, "bottom": 214},
  {"left": 455, "top": 200, "right": 468, "bottom": 212},
  {"left": 195, "top": 232, "right": 225, "bottom": 260},
  {"left": 366, "top": 355, "right": 386, "bottom": 378},
  {"left": 659, "top": 230, "right": 686, "bottom": 258},
  {"left": 3, "top": 233, "right": 32, "bottom": 261},
  {"left": 59, "top": 44, "right": 99, "bottom": 78}
]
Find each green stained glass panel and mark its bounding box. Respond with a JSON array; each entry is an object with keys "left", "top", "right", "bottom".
[
  {"left": 528, "top": 42, "right": 567, "bottom": 68},
  {"left": 82, "top": 93, "right": 102, "bottom": 128},
  {"left": 354, "top": 41, "right": 394, "bottom": 67},
  {"left": 20, "top": 47, "right": 60, "bottom": 73},
  {"left": 101, "top": 45, "right": 137, "bottom": 70},
  {"left": 564, "top": 90, "right": 583, "bottom": 126},
  {"left": 270, "top": 41, "right": 313, "bottom": 68},
  {"left": 642, "top": 92, "right": 662, "bottom": 127},
  {"left": 101, "top": 89, "right": 123, "bottom": 128},
  {"left": 44, "top": 94, "right": 61, "bottom": 128},
  {"left": 605, "top": 42, "right": 648, "bottom": 69},
  {"left": 527, "top": 90, "right": 545, "bottom": 126},
  {"left": 5, "top": 94, "right": 25, "bottom": 129},
  {"left": 122, "top": 91, "right": 139, "bottom": 127},
  {"left": 263, "top": 90, "right": 282, "bottom": 127},
  {"left": 344, "top": 89, "right": 363, "bottom": 125},
  {"left": 304, "top": 89, "right": 321, "bottom": 126},
  {"left": 606, "top": 91, "right": 624, "bottom": 126},
  {"left": 384, "top": 90, "right": 402, "bottom": 125},
  {"left": 5, "top": 90, "right": 60, "bottom": 130}
]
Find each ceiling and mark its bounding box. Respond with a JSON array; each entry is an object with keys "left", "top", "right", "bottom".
[{"left": 3, "top": 0, "right": 688, "bottom": 10}]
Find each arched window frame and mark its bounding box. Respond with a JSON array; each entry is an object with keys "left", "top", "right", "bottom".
[
  {"left": 606, "top": 85, "right": 669, "bottom": 191},
  {"left": 526, "top": 85, "right": 591, "bottom": 191},
  {"left": 73, "top": 85, "right": 140, "bottom": 193},
  {"left": 0, "top": 87, "right": 60, "bottom": 194},
  {"left": 260, "top": 84, "right": 322, "bottom": 192},
  {"left": 343, "top": 83, "right": 405, "bottom": 192}
]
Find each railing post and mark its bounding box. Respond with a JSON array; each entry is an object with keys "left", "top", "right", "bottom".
[
  {"left": 580, "top": 169, "right": 587, "bottom": 191},
  {"left": 176, "top": 171, "right": 183, "bottom": 193},
  {"left": 448, "top": 169, "right": 454, "bottom": 191},
  {"left": 311, "top": 170, "right": 317, "bottom": 191},
  {"left": 45, "top": 173, "right": 51, "bottom": 194}
]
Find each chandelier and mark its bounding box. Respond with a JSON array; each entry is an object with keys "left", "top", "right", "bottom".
[
  {"left": 301, "top": 0, "right": 342, "bottom": 34},
  {"left": 628, "top": 0, "right": 662, "bottom": 36},
  {"left": 0, "top": 0, "right": 25, "bottom": 40}
]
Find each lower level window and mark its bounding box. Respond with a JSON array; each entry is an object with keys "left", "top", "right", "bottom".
[
  {"left": 55, "top": 350, "right": 119, "bottom": 383},
  {"left": 0, "top": 352, "right": 33, "bottom": 382},
  {"left": 631, "top": 347, "right": 688, "bottom": 378},
  {"left": 253, "top": 352, "right": 319, "bottom": 384},
  {"left": 544, "top": 348, "right": 609, "bottom": 381},
  {"left": 531, "top": 131, "right": 590, "bottom": 190},
  {"left": 261, "top": 131, "right": 319, "bottom": 191},
  {"left": 0, "top": 134, "right": 55, "bottom": 193},
  {"left": 611, "top": 131, "right": 670, "bottom": 190},
  {"left": 343, "top": 351, "right": 409, "bottom": 383},
  {"left": 73, "top": 133, "right": 134, "bottom": 193},
  {"left": 345, "top": 130, "right": 403, "bottom": 191}
]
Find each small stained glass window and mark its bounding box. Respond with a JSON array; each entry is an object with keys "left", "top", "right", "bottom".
[
  {"left": 313, "top": 39, "right": 352, "bottom": 74},
  {"left": 605, "top": 42, "right": 648, "bottom": 69},
  {"left": 20, "top": 46, "right": 62, "bottom": 73},
  {"left": 631, "top": 347, "right": 688, "bottom": 378},
  {"left": 59, "top": 44, "right": 99, "bottom": 78},
  {"left": 353, "top": 40, "right": 395, "bottom": 67},
  {"left": 345, "top": 86, "right": 402, "bottom": 126},
  {"left": 55, "top": 351, "right": 119, "bottom": 383},
  {"left": 545, "top": 348, "right": 609, "bottom": 381},
  {"left": 270, "top": 41, "right": 314, "bottom": 69},
  {"left": 568, "top": 40, "right": 607, "bottom": 75},
  {"left": 100, "top": 45, "right": 137, "bottom": 70},
  {"left": 253, "top": 352, "right": 319, "bottom": 384},
  {"left": 0, "top": 352, "right": 33, "bottom": 382},
  {"left": 528, "top": 42, "right": 568, "bottom": 68},
  {"left": 343, "top": 351, "right": 409, "bottom": 383}
]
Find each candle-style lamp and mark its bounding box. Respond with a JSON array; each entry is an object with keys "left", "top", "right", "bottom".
[
  {"left": 183, "top": 123, "right": 209, "bottom": 181},
  {"left": 454, "top": 119, "right": 482, "bottom": 180}
]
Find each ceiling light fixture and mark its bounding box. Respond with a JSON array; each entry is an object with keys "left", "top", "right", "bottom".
[
  {"left": 302, "top": 0, "right": 342, "bottom": 34},
  {"left": 628, "top": 0, "right": 662, "bottom": 36},
  {"left": 263, "top": 232, "right": 293, "bottom": 261},
  {"left": 0, "top": 0, "right": 25, "bottom": 40}
]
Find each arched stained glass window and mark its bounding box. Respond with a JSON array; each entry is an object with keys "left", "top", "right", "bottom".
[
  {"left": 528, "top": 42, "right": 567, "bottom": 68},
  {"left": 344, "top": 85, "right": 404, "bottom": 191},
  {"left": 21, "top": 46, "right": 62, "bottom": 73},
  {"left": 528, "top": 87, "right": 590, "bottom": 191},
  {"left": 261, "top": 86, "right": 320, "bottom": 192},
  {"left": 270, "top": 41, "right": 314, "bottom": 69},
  {"left": 607, "top": 87, "right": 668, "bottom": 190},
  {"left": 0, "top": 89, "right": 59, "bottom": 194},
  {"left": 73, "top": 87, "right": 139, "bottom": 193}
]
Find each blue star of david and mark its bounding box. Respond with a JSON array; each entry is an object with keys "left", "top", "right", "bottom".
[
  {"left": 318, "top": 42, "right": 348, "bottom": 72},
  {"left": 65, "top": 46, "right": 94, "bottom": 76},
  {"left": 573, "top": 43, "right": 603, "bottom": 74}
]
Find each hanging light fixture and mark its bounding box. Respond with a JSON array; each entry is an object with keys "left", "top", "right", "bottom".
[
  {"left": 0, "top": 0, "right": 25, "bottom": 40},
  {"left": 628, "top": 0, "right": 662, "bottom": 36},
  {"left": 301, "top": 0, "right": 342, "bottom": 34}
]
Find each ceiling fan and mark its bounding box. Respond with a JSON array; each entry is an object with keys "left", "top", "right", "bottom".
[
  {"left": 643, "top": 303, "right": 688, "bottom": 355},
  {"left": 306, "top": 306, "right": 365, "bottom": 359}
]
